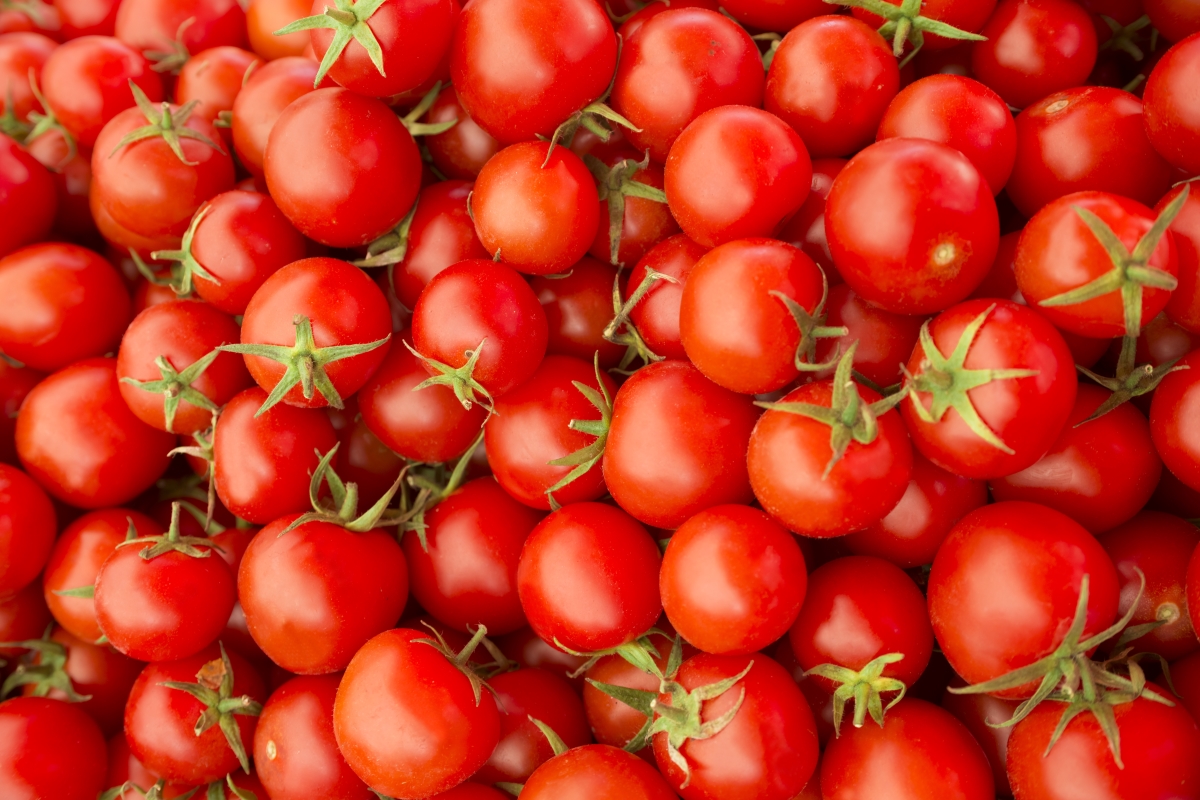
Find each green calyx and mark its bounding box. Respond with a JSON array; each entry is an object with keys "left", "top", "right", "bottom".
[
  {"left": 805, "top": 653, "right": 908, "bottom": 735},
  {"left": 825, "top": 0, "right": 986, "bottom": 66},
  {"left": 120, "top": 349, "right": 221, "bottom": 434},
  {"left": 650, "top": 661, "right": 754, "bottom": 788},
  {"left": 397, "top": 81, "right": 457, "bottom": 137},
  {"left": 404, "top": 338, "right": 493, "bottom": 412},
  {"left": 278, "top": 443, "right": 417, "bottom": 536},
  {"left": 403, "top": 431, "right": 485, "bottom": 551},
  {"left": 558, "top": 630, "right": 680, "bottom": 682},
  {"left": 0, "top": 632, "right": 90, "bottom": 702},
  {"left": 53, "top": 517, "right": 137, "bottom": 599},
  {"left": 604, "top": 265, "right": 679, "bottom": 373},
  {"left": 1038, "top": 185, "right": 1189, "bottom": 336},
  {"left": 109, "top": 81, "right": 224, "bottom": 165},
  {"left": 354, "top": 199, "right": 418, "bottom": 269},
  {"left": 412, "top": 623, "right": 504, "bottom": 706},
  {"left": 544, "top": 353, "right": 613, "bottom": 510},
  {"left": 1099, "top": 14, "right": 1152, "bottom": 61},
  {"left": 158, "top": 642, "right": 262, "bottom": 775},
  {"left": 773, "top": 269, "right": 849, "bottom": 373},
  {"left": 219, "top": 314, "right": 391, "bottom": 417},
  {"left": 144, "top": 18, "right": 195, "bottom": 74},
  {"left": 902, "top": 303, "right": 1038, "bottom": 454},
  {"left": 23, "top": 70, "right": 77, "bottom": 169},
  {"left": 149, "top": 203, "right": 219, "bottom": 297},
  {"left": 275, "top": 0, "right": 387, "bottom": 88},
  {"left": 584, "top": 151, "right": 669, "bottom": 266},
  {"left": 542, "top": 37, "right": 639, "bottom": 163},
  {"left": 0, "top": 83, "right": 31, "bottom": 142},
  {"left": 1076, "top": 331, "right": 1191, "bottom": 424},
  {"left": 757, "top": 343, "right": 906, "bottom": 478},
  {"left": 101, "top": 774, "right": 256, "bottom": 800},
  {"left": 118, "top": 501, "right": 223, "bottom": 561},
  {"left": 0, "top": 0, "right": 58, "bottom": 31},
  {"left": 585, "top": 635, "right": 685, "bottom": 753},
  {"left": 167, "top": 416, "right": 219, "bottom": 531}
]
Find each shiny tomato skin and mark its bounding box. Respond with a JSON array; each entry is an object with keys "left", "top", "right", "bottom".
[
  {"left": 531, "top": 257, "right": 626, "bottom": 370},
  {"left": 423, "top": 85, "right": 501, "bottom": 181},
  {"left": 522, "top": 744, "right": 677, "bottom": 800},
  {"left": 583, "top": 630, "right": 689, "bottom": 750},
  {"left": 1145, "top": 0, "right": 1200, "bottom": 42},
  {"left": 1150, "top": 349, "right": 1200, "bottom": 492},
  {"left": 0, "top": 696, "right": 108, "bottom": 800},
  {"left": 391, "top": 180, "right": 488, "bottom": 309},
  {"left": 1161, "top": 183, "right": 1200, "bottom": 334},
  {"left": 238, "top": 514, "right": 408, "bottom": 674},
  {"left": 16, "top": 358, "right": 174, "bottom": 508},
  {"left": 333, "top": 627, "right": 501, "bottom": 798},
  {"left": 175, "top": 45, "right": 261, "bottom": 125},
  {"left": 0, "top": 32, "right": 55, "bottom": 123},
  {"left": 812, "top": 284, "right": 926, "bottom": 390},
  {"left": 231, "top": 56, "right": 317, "bottom": 178},
  {"left": 496, "top": 627, "right": 589, "bottom": 688},
  {"left": 940, "top": 679, "right": 1018, "bottom": 797},
  {"left": 212, "top": 387, "right": 339, "bottom": 524},
  {"left": 245, "top": 0, "right": 309, "bottom": 58},
  {"left": 264, "top": 87, "right": 420, "bottom": 248},
  {"left": 718, "top": 0, "right": 824, "bottom": 30},
  {"left": 603, "top": 360, "right": 759, "bottom": 529},
  {"left": 0, "top": 135, "right": 56, "bottom": 260},
  {"left": 587, "top": 153, "right": 678, "bottom": 267},
  {"left": 627, "top": 234, "right": 707, "bottom": 362},
  {"left": 517, "top": 502, "right": 663, "bottom": 653},
  {"left": 927, "top": 501, "right": 1120, "bottom": 696},
  {"left": 0, "top": 464, "right": 55, "bottom": 599},
  {"left": 765, "top": 15, "right": 899, "bottom": 159},
  {"left": 610, "top": 7, "right": 765, "bottom": 163},
  {"left": 114, "top": 0, "right": 247, "bottom": 57},
  {"left": 1144, "top": 32, "right": 1200, "bottom": 175},
  {"left": 661, "top": 505, "right": 807, "bottom": 656}
]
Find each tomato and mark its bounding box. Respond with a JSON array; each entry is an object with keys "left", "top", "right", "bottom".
[
  {"left": 0, "top": 32, "right": 55, "bottom": 124},
  {"left": 531, "top": 257, "right": 626, "bottom": 370},
  {"left": 387, "top": 180, "right": 487, "bottom": 309},
  {"left": 264, "top": 87, "right": 420, "bottom": 248},
  {"left": 90, "top": 187, "right": 181, "bottom": 255},
  {"left": 0, "top": 361, "right": 40, "bottom": 465},
  {"left": 497, "top": 626, "right": 589, "bottom": 687},
  {"left": 583, "top": 630, "right": 690, "bottom": 750},
  {"left": 423, "top": 85, "right": 500, "bottom": 180},
  {"left": 1145, "top": 0, "right": 1200, "bottom": 42},
  {"left": 0, "top": 583, "right": 52, "bottom": 659},
  {"left": 175, "top": 45, "right": 260, "bottom": 127},
  {"left": 627, "top": 233, "right": 706, "bottom": 362},
  {"left": 1150, "top": 349, "right": 1200, "bottom": 491},
  {"left": 0, "top": 696, "right": 108, "bottom": 800},
  {"left": 449, "top": 0, "right": 617, "bottom": 144},
  {"left": 971, "top": 0, "right": 1098, "bottom": 110},
  {"left": 812, "top": 284, "right": 926, "bottom": 390},
  {"left": 927, "top": 501, "right": 1120, "bottom": 696},
  {"left": 662, "top": 505, "right": 807, "bottom": 656},
  {"left": 604, "top": 360, "right": 759, "bottom": 529},
  {"left": 665, "top": 105, "right": 811, "bottom": 249},
  {"left": 1160, "top": 183, "right": 1200, "bottom": 334},
  {"left": 825, "top": 138, "right": 998, "bottom": 315},
  {"left": 54, "top": 0, "right": 120, "bottom": 38},
  {"left": 0, "top": 135, "right": 56, "bottom": 259},
  {"left": 522, "top": 744, "right": 677, "bottom": 800},
  {"left": 776, "top": 158, "right": 844, "bottom": 283},
  {"left": 230, "top": 56, "right": 317, "bottom": 177},
  {"left": 820, "top": 699, "right": 993, "bottom": 800},
  {"left": 941, "top": 680, "right": 1019, "bottom": 798},
  {"left": 24, "top": 124, "right": 98, "bottom": 240},
  {"left": 212, "top": 387, "right": 338, "bottom": 524},
  {"left": 587, "top": 149, "right": 678, "bottom": 267},
  {"left": 877, "top": 74, "right": 1016, "bottom": 195},
  {"left": 610, "top": 7, "right": 765, "bottom": 163},
  {"left": 0, "top": 464, "right": 53, "bottom": 601},
  {"left": 850, "top": 0, "right": 997, "bottom": 53},
  {"left": 114, "top": 0, "right": 247, "bottom": 71},
  {"left": 244, "top": 0, "right": 308, "bottom": 58},
  {"left": 334, "top": 627, "right": 501, "bottom": 797},
  {"left": 765, "top": 16, "right": 900, "bottom": 159},
  {"left": 718, "top": 0, "right": 824, "bottom": 30}
]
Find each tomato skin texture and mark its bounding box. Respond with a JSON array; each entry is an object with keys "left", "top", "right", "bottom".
[
  {"left": 940, "top": 680, "right": 1019, "bottom": 798},
  {"left": 532, "top": 257, "right": 627, "bottom": 370},
  {"left": 0, "top": 696, "right": 108, "bottom": 800},
  {"left": 424, "top": 85, "right": 501, "bottom": 181},
  {"left": 719, "top": 0, "right": 825, "bottom": 30},
  {"left": 0, "top": 465, "right": 54, "bottom": 600},
  {"left": 1144, "top": 32, "right": 1200, "bottom": 175},
  {"left": 472, "top": 142, "right": 600, "bottom": 276},
  {"left": 0, "top": 583, "right": 51, "bottom": 660},
  {"left": 680, "top": 238, "right": 824, "bottom": 395},
  {"left": 777, "top": 157, "right": 844, "bottom": 282},
  {"left": 334, "top": 628, "right": 501, "bottom": 798},
  {"left": 1158, "top": 183, "right": 1200, "bottom": 335},
  {"left": 391, "top": 180, "right": 488, "bottom": 309},
  {"left": 653, "top": 653, "right": 819, "bottom": 800},
  {"left": 665, "top": 105, "right": 811, "bottom": 249},
  {"left": 449, "top": 0, "right": 617, "bottom": 145},
  {"left": 16, "top": 358, "right": 174, "bottom": 508},
  {"left": 0, "top": 32, "right": 55, "bottom": 123},
  {"left": 610, "top": 8, "right": 765, "bottom": 163},
  {"left": 253, "top": 674, "right": 372, "bottom": 800},
  {"left": 661, "top": 505, "right": 807, "bottom": 656},
  {"left": 265, "top": 87, "right": 421, "bottom": 248},
  {"left": 901, "top": 299, "right": 1078, "bottom": 480},
  {"left": 212, "top": 387, "right": 339, "bottom": 524},
  {"left": 125, "top": 645, "right": 266, "bottom": 786},
  {"left": 0, "top": 136, "right": 56, "bottom": 259},
  {"left": 820, "top": 699, "right": 994, "bottom": 800},
  {"left": 628, "top": 234, "right": 707, "bottom": 362},
  {"left": 520, "top": 744, "right": 674, "bottom": 800},
  {"left": 1150, "top": 349, "right": 1200, "bottom": 492},
  {"left": 765, "top": 16, "right": 900, "bottom": 159},
  {"left": 603, "top": 360, "right": 759, "bottom": 529},
  {"left": 927, "top": 501, "right": 1120, "bottom": 696},
  {"left": 877, "top": 75, "right": 1017, "bottom": 196},
  {"left": 231, "top": 56, "right": 318, "bottom": 178},
  {"left": 813, "top": 284, "right": 926, "bottom": 389}
]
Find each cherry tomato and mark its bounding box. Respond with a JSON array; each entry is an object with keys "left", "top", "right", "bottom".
[
  {"left": 851, "top": 0, "right": 997, "bottom": 52},
  {"left": 388, "top": 180, "right": 487, "bottom": 309},
  {"left": 245, "top": 0, "right": 308, "bottom": 58},
  {"left": 718, "top": 0, "right": 824, "bottom": 30},
  {"left": 1160, "top": 183, "right": 1200, "bottom": 334},
  {"left": 812, "top": 284, "right": 926, "bottom": 390},
  {"left": 175, "top": 45, "right": 260, "bottom": 127},
  {"left": 230, "top": 55, "right": 317, "bottom": 177},
  {"left": 0, "top": 464, "right": 54, "bottom": 599},
  {"left": 496, "top": 626, "right": 589, "bottom": 688},
  {"left": 0, "top": 31, "right": 55, "bottom": 124},
  {"left": 0, "top": 136, "right": 57, "bottom": 259},
  {"left": 522, "top": 744, "right": 677, "bottom": 800},
  {"left": 941, "top": 679, "right": 1019, "bottom": 797},
  {"left": 627, "top": 233, "right": 707, "bottom": 362},
  {"left": 54, "top": 0, "right": 120, "bottom": 38},
  {"left": 0, "top": 696, "right": 108, "bottom": 800},
  {"left": 1145, "top": 0, "right": 1200, "bottom": 42},
  {"left": 531, "top": 257, "right": 626, "bottom": 370},
  {"left": 24, "top": 125, "right": 98, "bottom": 240},
  {"left": 0, "top": 361, "right": 40, "bottom": 465},
  {"left": 583, "top": 630, "right": 691, "bottom": 750},
  {"left": 423, "top": 84, "right": 500, "bottom": 180},
  {"left": 114, "top": 0, "right": 248, "bottom": 68},
  {"left": 0, "top": 583, "right": 52, "bottom": 658},
  {"left": 776, "top": 158, "right": 844, "bottom": 283},
  {"left": 1150, "top": 348, "right": 1200, "bottom": 491}
]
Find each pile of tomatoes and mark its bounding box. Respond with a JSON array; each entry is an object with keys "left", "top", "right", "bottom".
[{"left": 3, "top": 0, "right": 1200, "bottom": 797}]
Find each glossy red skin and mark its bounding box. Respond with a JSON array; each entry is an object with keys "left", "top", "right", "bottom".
[
  {"left": 1145, "top": 33, "right": 1200, "bottom": 174},
  {"left": 765, "top": 16, "right": 900, "bottom": 159},
  {"left": 496, "top": 626, "right": 588, "bottom": 688},
  {"left": 308, "top": 0, "right": 454, "bottom": 97},
  {"left": 653, "top": 653, "right": 818, "bottom": 800},
  {"left": 990, "top": 384, "right": 1161, "bottom": 532},
  {"left": 238, "top": 257, "right": 392, "bottom": 408},
  {"left": 603, "top": 360, "right": 759, "bottom": 529},
  {"left": 0, "top": 361, "right": 40, "bottom": 465},
  {"left": 411, "top": 259, "right": 548, "bottom": 399},
  {"left": 239, "top": 514, "right": 408, "bottom": 674},
  {"left": 175, "top": 46, "right": 260, "bottom": 125},
  {"left": 877, "top": 75, "right": 1016, "bottom": 195},
  {"left": 749, "top": 379, "right": 913, "bottom": 538},
  {"left": 244, "top": 0, "right": 308, "bottom": 58},
  {"left": 901, "top": 299, "right": 1077, "bottom": 479},
  {"left": 334, "top": 628, "right": 501, "bottom": 798},
  {"left": 0, "top": 582, "right": 52, "bottom": 659},
  {"left": 125, "top": 645, "right": 265, "bottom": 785},
  {"left": 16, "top": 358, "right": 174, "bottom": 508},
  {"left": 587, "top": 154, "right": 678, "bottom": 267},
  {"left": 680, "top": 238, "right": 824, "bottom": 395},
  {"left": 423, "top": 85, "right": 500, "bottom": 180},
  {"left": 265, "top": 87, "right": 420, "bottom": 247},
  {"left": 90, "top": 187, "right": 181, "bottom": 255},
  {"left": 821, "top": 699, "right": 993, "bottom": 800},
  {"left": 0, "top": 696, "right": 108, "bottom": 800},
  {"left": 927, "top": 501, "right": 1120, "bottom": 696},
  {"left": 0, "top": 32, "right": 55, "bottom": 122},
  {"left": 825, "top": 137, "right": 998, "bottom": 315},
  {"left": 662, "top": 505, "right": 807, "bottom": 656},
  {"left": 1160, "top": 183, "right": 1200, "bottom": 334},
  {"left": 1151, "top": 349, "right": 1200, "bottom": 491},
  {"left": 114, "top": 0, "right": 247, "bottom": 58},
  {"left": 1007, "top": 690, "right": 1200, "bottom": 800},
  {"left": 665, "top": 105, "right": 811, "bottom": 249},
  {"left": 531, "top": 257, "right": 626, "bottom": 370},
  {"left": 449, "top": 0, "right": 616, "bottom": 144},
  {"left": 231, "top": 56, "right": 317, "bottom": 177},
  {"left": 814, "top": 284, "right": 926, "bottom": 389},
  {"left": 0, "top": 138, "right": 56, "bottom": 260},
  {"left": 0, "top": 464, "right": 55, "bottom": 599},
  {"left": 53, "top": 0, "right": 120, "bottom": 38},
  {"left": 523, "top": 744, "right": 677, "bottom": 800},
  {"left": 39, "top": 35, "right": 163, "bottom": 148},
  {"left": 854, "top": 0, "right": 997, "bottom": 50},
  {"left": 941, "top": 680, "right": 1018, "bottom": 797},
  {"left": 776, "top": 158, "right": 844, "bottom": 282},
  {"left": 403, "top": 477, "right": 543, "bottom": 635},
  {"left": 627, "top": 234, "right": 706, "bottom": 362},
  {"left": 0, "top": 243, "right": 130, "bottom": 372},
  {"left": 843, "top": 454, "right": 987, "bottom": 568},
  {"left": 718, "top": 0, "right": 824, "bottom": 30},
  {"left": 1145, "top": 0, "right": 1200, "bottom": 41},
  {"left": 253, "top": 674, "right": 371, "bottom": 800},
  {"left": 328, "top": 407, "right": 404, "bottom": 509},
  {"left": 471, "top": 142, "right": 599, "bottom": 276},
  {"left": 486, "top": 356, "right": 616, "bottom": 510},
  {"left": 390, "top": 180, "right": 487, "bottom": 309},
  {"left": 42, "top": 509, "right": 162, "bottom": 641},
  {"left": 212, "top": 387, "right": 338, "bottom": 524},
  {"left": 611, "top": 8, "right": 765, "bottom": 163},
  {"left": 474, "top": 668, "right": 592, "bottom": 784},
  {"left": 971, "top": 0, "right": 1098, "bottom": 110}
]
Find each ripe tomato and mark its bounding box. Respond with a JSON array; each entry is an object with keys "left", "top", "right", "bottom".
[
  {"left": 627, "top": 233, "right": 707, "bottom": 362},
  {"left": 1144, "top": 31, "right": 1200, "bottom": 175},
  {"left": 941, "top": 679, "right": 1019, "bottom": 797},
  {"left": 0, "top": 31, "right": 55, "bottom": 122},
  {"left": 1160, "top": 184, "right": 1200, "bottom": 335},
  {"left": 175, "top": 45, "right": 260, "bottom": 124},
  {"left": 718, "top": 0, "right": 824, "bottom": 30},
  {"left": 245, "top": 0, "right": 308, "bottom": 58},
  {"left": 423, "top": 85, "right": 501, "bottom": 180},
  {"left": 583, "top": 630, "right": 689, "bottom": 750},
  {"left": 0, "top": 696, "right": 108, "bottom": 800},
  {"left": 0, "top": 361, "right": 40, "bottom": 465},
  {"left": 0, "top": 136, "right": 57, "bottom": 259},
  {"left": 54, "top": 0, "right": 120, "bottom": 38},
  {"left": 114, "top": 0, "right": 248, "bottom": 68},
  {"left": 1149, "top": 349, "right": 1200, "bottom": 491},
  {"left": 388, "top": 180, "right": 487, "bottom": 309},
  {"left": 0, "top": 583, "right": 52, "bottom": 658},
  {"left": 531, "top": 257, "right": 626, "bottom": 369},
  {"left": 0, "top": 464, "right": 54, "bottom": 599},
  {"left": 1145, "top": 0, "right": 1200, "bottom": 42},
  {"left": 812, "top": 284, "right": 926, "bottom": 389},
  {"left": 850, "top": 0, "right": 997, "bottom": 53},
  {"left": 230, "top": 56, "right": 317, "bottom": 177},
  {"left": 521, "top": 744, "right": 677, "bottom": 800}
]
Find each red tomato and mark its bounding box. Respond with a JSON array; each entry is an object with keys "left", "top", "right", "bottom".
[
  {"left": 627, "top": 234, "right": 707, "bottom": 362},
  {"left": 230, "top": 56, "right": 317, "bottom": 177},
  {"left": 0, "top": 361, "right": 40, "bottom": 465},
  {"left": 0, "top": 696, "right": 108, "bottom": 800},
  {"left": 175, "top": 45, "right": 260, "bottom": 123},
  {"left": 388, "top": 180, "right": 487, "bottom": 309},
  {"left": 0, "top": 136, "right": 56, "bottom": 259},
  {"left": 1145, "top": 0, "right": 1200, "bottom": 42},
  {"left": 423, "top": 84, "right": 500, "bottom": 180},
  {"left": 53, "top": 0, "right": 120, "bottom": 38},
  {"left": 718, "top": 0, "right": 824, "bottom": 30},
  {"left": 1160, "top": 182, "right": 1200, "bottom": 334},
  {"left": 0, "top": 464, "right": 54, "bottom": 599},
  {"left": 850, "top": 0, "right": 997, "bottom": 53},
  {"left": 521, "top": 744, "right": 677, "bottom": 800},
  {"left": 531, "top": 257, "right": 626, "bottom": 370},
  {"left": 114, "top": 0, "right": 247, "bottom": 68},
  {"left": 811, "top": 284, "right": 926, "bottom": 389},
  {"left": 776, "top": 158, "right": 845, "bottom": 283},
  {"left": 1145, "top": 32, "right": 1200, "bottom": 175},
  {"left": 1150, "top": 349, "right": 1200, "bottom": 491},
  {"left": 0, "top": 32, "right": 55, "bottom": 123},
  {"left": 583, "top": 630, "right": 689, "bottom": 750},
  {"left": 497, "top": 626, "right": 589, "bottom": 687},
  {"left": 941, "top": 680, "right": 1019, "bottom": 797},
  {"left": 0, "top": 583, "right": 52, "bottom": 658},
  {"left": 245, "top": 0, "right": 308, "bottom": 58},
  {"left": 587, "top": 150, "right": 678, "bottom": 267}
]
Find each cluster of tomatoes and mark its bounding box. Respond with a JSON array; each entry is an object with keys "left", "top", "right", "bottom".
[{"left": 3, "top": 0, "right": 1200, "bottom": 797}]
